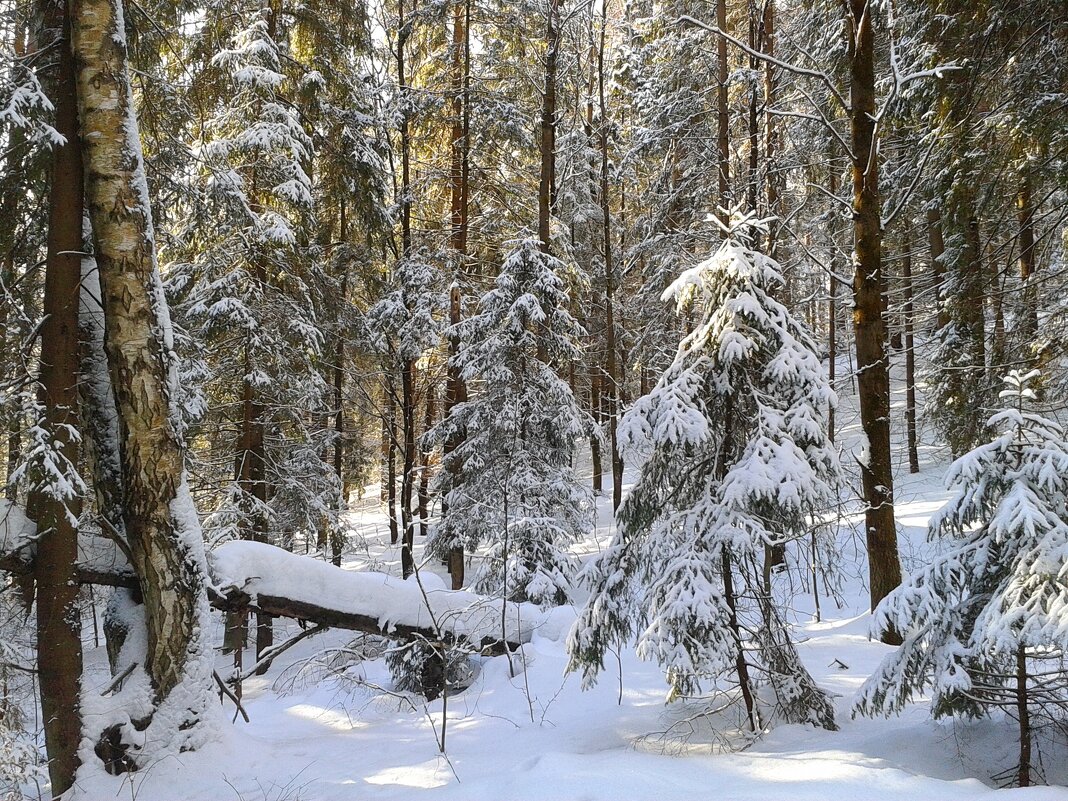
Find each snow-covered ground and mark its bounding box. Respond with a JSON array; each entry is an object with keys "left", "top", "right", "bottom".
[{"left": 68, "top": 360, "right": 1068, "bottom": 800}]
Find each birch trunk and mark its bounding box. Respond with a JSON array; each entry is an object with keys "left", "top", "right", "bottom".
[{"left": 71, "top": 0, "right": 211, "bottom": 716}]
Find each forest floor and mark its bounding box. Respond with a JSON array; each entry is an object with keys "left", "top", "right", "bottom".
[{"left": 67, "top": 362, "right": 1068, "bottom": 801}]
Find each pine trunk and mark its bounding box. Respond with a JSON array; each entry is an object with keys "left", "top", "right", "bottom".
[
  {"left": 1016, "top": 646, "right": 1031, "bottom": 787},
  {"left": 0, "top": 22, "right": 28, "bottom": 503},
  {"left": 926, "top": 206, "right": 948, "bottom": 330},
  {"left": 590, "top": 369, "right": 602, "bottom": 493},
  {"left": 848, "top": 0, "right": 902, "bottom": 634},
  {"left": 902, "top": 223, "right": 920, "bottom": 474},
  {"left": 442, "top": 0, "right": 470, "bottom": 589},
  {"left": 238, "top": 339, "right": 271, "bottom": 663},
  {"left": 746, "top": 3, "right": 759, "bottom": 213},
  {"left": 396, "top": 0, "right": 416, "bottom": 580},
  {"left": 538, "top": 0, "right": 560, "bottom": 255},
  {"left": 31, "top": 3, "right": 85, "bottom": 791},
  {"left": 597, "top": 10, "right": 622, "bottom": 510},
  {"left": 385, "top": 380, "right": 399, "bottom": 545},
  {"left": 401, "top": 359, "right": 416, "bottom": 578},
  {"left": 763, "top": 0, "right": 778, "bottom": 259},
  {"left": 827, "top": 149, "right": 840, "bottom": 443},
  {"left": 1017, "top": 172, "right": 1038, "bottom": 356},
  {"left": 722, "top": 552, "right": 757, "bottom": 731},
  {"left": 828, "top": 269, "right": 836, "bottom": 444},
  {"left": 417, "top": 380, "right": 434, "bottom": 538},
  {"left": 332, "top": 217, "right": 347, "bottom": 566},
  {"left": 716, "top": 0, "right": 730, "bottom": 215},
  {"left": 960, "top": 195, "right": 987, "bottom": 369}
]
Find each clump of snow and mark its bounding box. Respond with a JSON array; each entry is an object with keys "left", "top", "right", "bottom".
[{"left": 0, "top": 500, "right": 35, "bottom": 555}]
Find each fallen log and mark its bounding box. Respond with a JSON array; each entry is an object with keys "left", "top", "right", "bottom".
[
  {"left": 1, "top": 502, "right": 534, "bottom": 654},
  {"left": 209, "top": 541, "right": 535, "bottom": 654}
]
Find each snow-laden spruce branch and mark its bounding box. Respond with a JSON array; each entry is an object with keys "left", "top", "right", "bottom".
[{"left": 855, "top": 370, "right": 1068, "bottom": 786}]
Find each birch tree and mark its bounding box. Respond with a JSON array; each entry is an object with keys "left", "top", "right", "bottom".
[{"left": 72, "top": 0, "right": 215, "bottom": 765}]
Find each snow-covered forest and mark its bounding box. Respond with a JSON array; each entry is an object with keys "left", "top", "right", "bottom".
[{"left": 1, "top": 0, "right": 1067, "bottom": 798}]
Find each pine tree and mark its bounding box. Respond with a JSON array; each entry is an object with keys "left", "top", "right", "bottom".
[
  {"left": 429, "top": 239, "right": 593, "bottom": 606},
  {"left": 856, "top": 369, "right": 1068, "bottom": 787},
  {"left": 568, "top": 213, "right": 837, "bottom": 731}
]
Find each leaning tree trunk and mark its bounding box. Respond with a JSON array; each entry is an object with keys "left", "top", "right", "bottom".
[
  {"left": 848, "top": 0, "right": 902, "bottom": 637},
  {"left": 71, "top": 0, "right": 211, "bottom": 728},
  {"left": 30, "top": 2, "right": 85, "bottom": 792},
  {"left": 80, "top": 252, "right": 141, "bottom": 678}
]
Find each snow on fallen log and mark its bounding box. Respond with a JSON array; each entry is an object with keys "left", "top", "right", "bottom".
[
  {"left": 209, "top": 541, "right": 540, "bottom": 654},
  {"left": 0, "top": 499, "right": 137, "bottom": 587},
  {"left": 0, "top": 510, "right": 538, "bottom": 654}
]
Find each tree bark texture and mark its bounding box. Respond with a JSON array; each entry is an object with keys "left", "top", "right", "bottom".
[
  {"left": 538, "top": 0, "right": 560, "bottom": 254},
  {"left": 848, "top": 0, "right": 902, "bottom": 634},
  {"left": 1016, "top": 646, "right": 1032, "bottom": 787},
  {"left": 238, "top": 337, "right": 271, "bottom": 661},
  {"left": 385, "top": 379, "right": 399, "bottom": 544},
  {"left": 417, "top": 379, "right": 434, "bottom": 539},
  {"left": 716, "top": 0, "right": 730, "bottom": 215},
  {"left": 763, "top": 0, "right": 779, "bottom": 259},
  {"left": 72, "top": 0, "right": 210, "bottom": 700},
  {"left": 401, "top": 359, "right": 416, "bottom": 578},
  {"left": 901, "top": 223, "right": 920, "bottom": 474},
  {"left": 443, "top": 0, "right": 471, "bottom": 589},
  {"left": 1017, "top": 171, "right": 1039, "bottom": 355},
  {"left": 0, "top": 548, "right": 526, "bottom": 656},
  {"left": 31, "top": 3, "right": 85, "bottom": 791},
  {"left": 597, "top": 8, "right": 622, "bottom": 510}
]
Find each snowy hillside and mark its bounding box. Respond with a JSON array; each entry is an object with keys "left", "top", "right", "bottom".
[{"left": 63, "top": 361, "right": 1068, "bottom": 801}]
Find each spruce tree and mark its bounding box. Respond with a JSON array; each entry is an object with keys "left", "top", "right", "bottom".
[
  {"left": 170, "top": 0, "right": 343, "bottom": 554},
  {"left": 429, "top": 239, "right": 593, "bottom": 606},
  {"left": 568, "top": 213, "right": 837, "bottom": 731},
  {"left": 856, "top": 369, "right": 1068, "bottom": 787}
]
